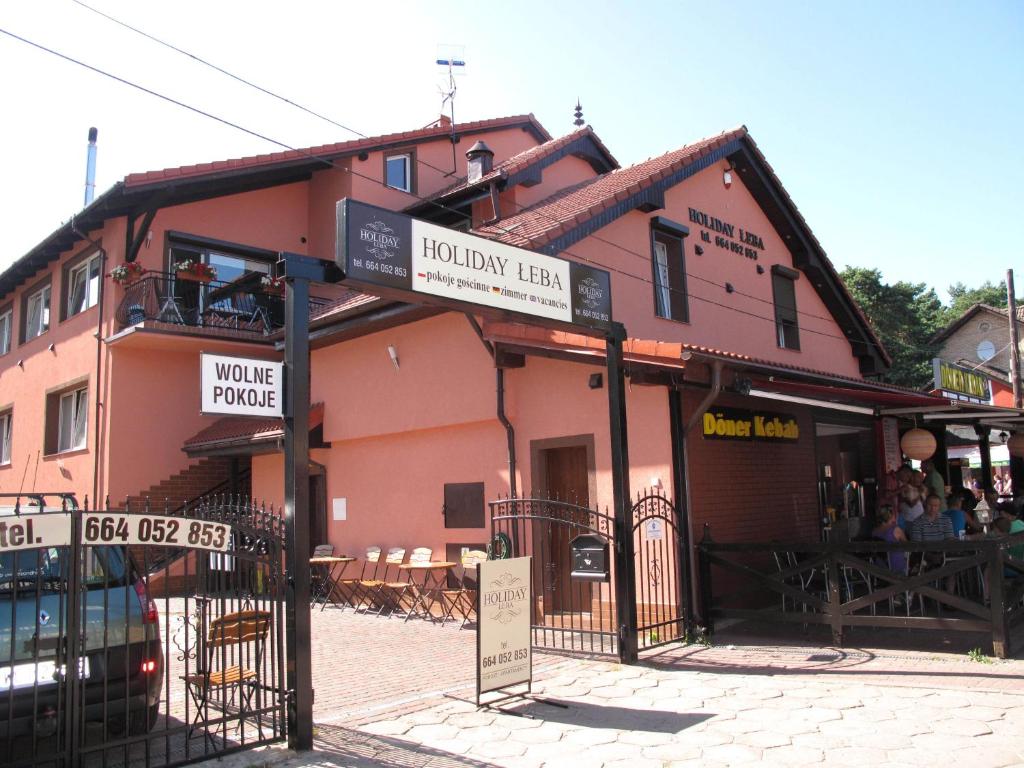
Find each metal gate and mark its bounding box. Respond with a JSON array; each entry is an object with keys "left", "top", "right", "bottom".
[
  {"left": 0, "top": 493, "right": 287, "bottom": 768},
  {"left": 632, "top": 492, "right": 686, "bottom": 650},
  {"left": 489, "top": 498, "right": 619, "bottom": 655}
]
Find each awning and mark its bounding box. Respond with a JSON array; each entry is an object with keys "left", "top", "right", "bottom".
[{"left": 183, "top": 403, "right": 325, "bottom": 457}]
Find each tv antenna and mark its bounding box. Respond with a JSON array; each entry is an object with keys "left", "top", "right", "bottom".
[{"left": 436, "top": 44, "right": 466, "bottom": 175}]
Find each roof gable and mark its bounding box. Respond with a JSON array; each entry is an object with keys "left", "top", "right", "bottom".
[
  {"left": 473, "top": 128, "right": 890, "bottom": 375},
  {"left": 931, "top": 302, "right": 1024, "bottom": 345}
]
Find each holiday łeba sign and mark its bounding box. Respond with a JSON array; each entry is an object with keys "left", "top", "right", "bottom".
[{"left": 336, "top": 198, "right": 612, "bottom": 332}]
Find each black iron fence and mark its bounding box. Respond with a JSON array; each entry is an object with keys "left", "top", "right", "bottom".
[
  {"left": 489, "top": 491, "right": 687, "bottom": 657},
  {"left": 697, "top": 527, "right": 1024, "bottom": 658},
  {"left": 0, "top": 494, "right": 287, "bottom": 768},
  {"left": 114, "top": 273, "right": 327, "bottom": 337}
]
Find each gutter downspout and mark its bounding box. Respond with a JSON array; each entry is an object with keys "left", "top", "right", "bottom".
[
  {"left": 678, "top": 359, "right": 723, "bottom": 629},
  {"left": 71, "top": 217, "right": 107, "bottom": 509},
  {"left": 464, "top": 315, "right": 518, "bottom": 498}
]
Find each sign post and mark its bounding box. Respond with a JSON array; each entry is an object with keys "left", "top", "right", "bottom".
[{"left": 477, "top": 556, "right": 532, "bottom": 705}]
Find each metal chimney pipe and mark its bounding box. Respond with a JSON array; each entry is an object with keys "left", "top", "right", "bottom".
[{"left": 84, "top": 127, "right": 98, "bottom": 206}]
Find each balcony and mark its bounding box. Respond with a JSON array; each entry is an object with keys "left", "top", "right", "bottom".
[{"left": 115, "top": 271, "right": 328, "bottom": 340}]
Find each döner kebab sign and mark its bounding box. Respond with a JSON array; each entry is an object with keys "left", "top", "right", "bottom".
[{"left": 336, "top": 199, "right": 613, "bottom": 332}]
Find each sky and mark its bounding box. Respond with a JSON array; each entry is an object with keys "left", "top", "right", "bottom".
[{"left": 0, "top": 1, "right": 1021, "bottom": 302}]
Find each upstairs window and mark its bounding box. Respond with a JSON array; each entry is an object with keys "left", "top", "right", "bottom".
[
  {"left": 56, "top": 387, "right": 88, "bottom": 454},
  {"left": 22, "top": 282, "right": 51, "bottom": 342},
  {"left": 0, "top": 410, "right": 11, "bottom": 465},
  {"left": 772, "top": 266, "right": 801, "bottom": 350},
  {"left": 0, "top": 307, "right": 11, "bottom": 356},
  {"left": 385, "top": 152, "right": 413, "bottom": 193},
  {"left": 650, "top": 218, "right": 689, "bottom": 323},
  {"left": 65, "top": 251, "right": 101, "bottom": 319}
]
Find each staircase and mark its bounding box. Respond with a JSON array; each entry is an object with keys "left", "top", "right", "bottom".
[{"left": 121, "top": 457, "right": 249, "bottom": 513}]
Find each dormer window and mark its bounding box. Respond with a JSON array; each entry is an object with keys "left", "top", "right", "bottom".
[{"left": 385, "top": 152, "right": 413, "bottom": 193}]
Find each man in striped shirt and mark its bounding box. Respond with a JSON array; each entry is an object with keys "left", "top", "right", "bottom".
[{"left": 910, "top": 494, "right": 955, "bottom": 543}]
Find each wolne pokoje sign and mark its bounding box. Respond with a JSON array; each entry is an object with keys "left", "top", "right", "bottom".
[
  {"left": 201, "top": 353, "right": 283, "bottom": 418},
  {"left": 336, "top": 199, "right": 612, "bottom": 332}
]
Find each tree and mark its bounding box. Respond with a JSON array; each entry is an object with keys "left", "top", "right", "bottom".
[
  {"left": 945, "top": 280, "right": 1013, "bottom": 322},
  {"left": 840, "top": 267, "right": 945, "bottom": 388}
]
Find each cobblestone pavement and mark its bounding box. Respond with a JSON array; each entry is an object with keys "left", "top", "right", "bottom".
[{"left": 213, "top": 609, "right": 1024, "bottom": 768}]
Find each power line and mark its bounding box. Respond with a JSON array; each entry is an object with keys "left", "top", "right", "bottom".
[
  {"left": 67, "top": 1, "right": 846, "bottom": 329},
  {"left": 0, "top": 25, "right": 885, "bottom": 350}
]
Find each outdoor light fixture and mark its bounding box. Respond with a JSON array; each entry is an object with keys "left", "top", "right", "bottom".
[
  {"left": 900, "top": 428, "right": 936, "bottom": 461},
  {"left": 723, "top": 167, "right": 733, "bottom": 189},
  {"left": 588, "top": 373, "right": 603, "bottom": 389},
  {"left": 387, "top": 344, "right": 400, "bottom": 370}
]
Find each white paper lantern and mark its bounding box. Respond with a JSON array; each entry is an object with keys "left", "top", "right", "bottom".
[
  {"left": 1008, "top": 432, "right": 1024, "bottom": 458},
  {"left": 900, "top": 428, "right": 936, "bottom": 461}
]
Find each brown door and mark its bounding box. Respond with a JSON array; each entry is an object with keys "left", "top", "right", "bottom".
[
  {"left": 540, "top": 445, "right": 591, "bottom": 613},
  {"left": 309, "top": 472, "right": 328, "bottom": 557}
]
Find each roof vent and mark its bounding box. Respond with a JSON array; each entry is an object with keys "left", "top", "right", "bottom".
[
  {"left": 84, "top": 127, "right": 98, "bottom": 206},
  {"left": 466, "top": 140, "right": 494, "bottom": 183}
]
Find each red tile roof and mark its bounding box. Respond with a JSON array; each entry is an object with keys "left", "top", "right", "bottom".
[
  {"left": 476, "top": 127, "right": 747, "bottom": 249},
  {"left": 124, "top": 115, "right": 552, "bottom": 188},
  {"left": 422, "top": 126, "right": 619, "bottom": 202},
  {"left": 183, "top": 404, "right": 323, "bottom": 450}
]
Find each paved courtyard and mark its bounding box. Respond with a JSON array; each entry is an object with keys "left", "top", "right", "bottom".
[{"left": 218, "top": 608, "right": 1024, "bottom": 767}]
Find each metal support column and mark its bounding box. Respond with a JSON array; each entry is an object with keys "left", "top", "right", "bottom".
[
  {"left": 606, "top": 322, "right": 638, "bottom": 663},
  {"left": 281, "top": 252, "right": 327, "bottom": 751},
  {"left": 976, "top": 424, "right": 993, "bottom": 494},
  {"left": 668, "top": 386, "right": 694, "bottom": 638}
]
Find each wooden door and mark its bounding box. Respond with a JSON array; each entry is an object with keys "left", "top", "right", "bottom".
[
  {"left": 309, "top": 473, "right": 328, "bottom": 557},
  {"left": 542, "top": 446, "right": 590, "bottom": 612}
]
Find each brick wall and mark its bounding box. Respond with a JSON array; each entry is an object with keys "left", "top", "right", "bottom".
[
  {"left": 685, "top": 392, "right": 820, "bottom": 545},
  {"left": 938, "top": 310, "right": 1023, "bottom": 375}
]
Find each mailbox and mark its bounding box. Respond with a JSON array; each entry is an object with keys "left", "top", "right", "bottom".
[{"left": 570, "top": 533, "right": 610, "bottom": 582}]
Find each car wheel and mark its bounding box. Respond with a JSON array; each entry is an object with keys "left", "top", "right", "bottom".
[{"left": 129, "top": 702, "right": 160, "bottom": 735}]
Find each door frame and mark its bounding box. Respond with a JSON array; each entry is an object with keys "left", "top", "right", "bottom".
[{"left": 529, "top": 434, "right": 598, "bottom": 503}]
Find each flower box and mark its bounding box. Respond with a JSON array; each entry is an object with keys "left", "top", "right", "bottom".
[
  {"left": 175, "top": 260, "right": 217, "bottom": 283},
  {"left": 109, "top": 261, "right": 145, "bottom": 286}
]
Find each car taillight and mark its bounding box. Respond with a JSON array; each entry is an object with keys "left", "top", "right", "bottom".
[
  {"left": 140, "top": 659, "right": 157, "bottom": 674},
  {"left": 134, "top": 580, "right": 159, "bottom": 624}
]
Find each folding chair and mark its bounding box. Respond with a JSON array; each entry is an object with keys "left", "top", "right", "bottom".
[
  {"left": 183, "top": 609, "right": 271, "bottom": 741},
  {"left": 396, "top": 547, "right": 436, "bottom": 621},
  {"left": 439, "top": 549, "right": 487, "bottom": 628},
  {"left": 338, "top": 546, "right": 382, "bottom": 612},
  {"left": 363, "top": 547, "right": 406, "bottom": 616},
  {"left": 310, "top": 543, "right": 334, "bottom": 606}
]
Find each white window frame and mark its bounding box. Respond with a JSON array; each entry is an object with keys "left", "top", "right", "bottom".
[
  {"left": 385, "top": 153, "right": 412, "bottom": 192},
  {"left": 66, "top": 252, "right": 101, "bottom": 318},
  {"left": 0, "top": 308, "right": 11, "bottom": 356},
  {"left": 0, "top": 411, "right": 11, "bottom": 465},
  {"left": 25, "top": 284, "right": 51, "bottom": 341},
  {"left": 57, "top": 387, "right": 88, "bottom": 453},
  {"left": 653, "top": 240, "right": 672, "bottom": 319}
]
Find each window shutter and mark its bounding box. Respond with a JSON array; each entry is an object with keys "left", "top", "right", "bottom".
[{"left": 443, "top": 482, "right": 485, "bottom": 528}]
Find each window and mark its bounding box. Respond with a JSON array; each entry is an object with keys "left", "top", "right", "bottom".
[
  {"left": 385, "top": 152, "right": 413, "bottom": 193},
  {"left": 772, "top": 266, "right": 800, "bottom": 350},
  {"left": 65, "top": 251, "right": 101, "bottom": 319},
  {"left": 650, "top": 219, "right": 689, "bottom": 323},
  {"left": 58, "top": 388, "right": 88, "bottom": 453},
  {"left": 22, "top": 283, "right": 50, "bottom": 342},
  {"left": 0, "top": 307, "right": 11, "bottom": 355},
  {"left": 0, "top": 410, "right": 11, "bottom": 465}
]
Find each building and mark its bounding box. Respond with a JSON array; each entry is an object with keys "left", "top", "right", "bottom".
[{"left": 2, "top": 113, "right": 1022, "bottom": 646}]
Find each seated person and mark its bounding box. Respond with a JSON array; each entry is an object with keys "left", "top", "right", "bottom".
[
  {"left": 872, "top": 505, "right": 908, "bottom": 574},
  {"left": 942, "top": 493, "right": 978, "bottom": 538},
  {"left": 899, "top": 486, "right": 925, "bottom": 526},
  {"left": 910, "top": 493, "right": 955, "bottom": 573}
]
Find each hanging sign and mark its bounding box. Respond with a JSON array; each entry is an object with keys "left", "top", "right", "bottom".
[
  {"left": 0, "top": 513, "right": 72, "bottom": 552},
  {"left": 337, "top": 199, "right": 612, "bottom": 332},
  {"left": 201, "top": 353, "right": 283, "bottom": 417},
  {"left": 477, "top": 556, "right": 532, "bottom": 701},
  {"left": 701, "top": 407, "right": 800, "bottom": 442},
  {"left": 881, "top": 417, "right": 902, "bottom": 473},
  {"left": 932, "top": 359, "right": 992, "bottom": 404}
]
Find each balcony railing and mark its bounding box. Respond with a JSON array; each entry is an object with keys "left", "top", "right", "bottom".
[{"left": 115, "top": 271, "right": 327, "bottom": 337}]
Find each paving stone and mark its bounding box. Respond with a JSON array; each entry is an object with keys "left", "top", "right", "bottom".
[
  {"left": 946, "top": 705, "right": 1008, "bottom": 722},
  {"left": 642, "top": 742, "right": 703, "bottom": 761},
  {"left": 472, "top": 740, "right": 528, "bottom": 759},
  {"left": 886, "top": 719, "right": 933, "bottom": 737},
  {"left": 745, "top": 687, "right": 784, "bottom": 700},
  {"left": 603, "top": 758, "right": 663, "bottom": 768},
  {"left": 444, "top": 711, "right": 497, "bottom": 728},
  {"left": 493, "top": 714, "right": 544, "bottom": 731},
  {"left": 359, "top": 719, "right": 413, "bottom": 736},
  {"left": 762, "top": 744, "right": 826, "bottom": 764},
  {"left": 539, "top": 684, "right": 592, "bottom": 698},
  {"left": 734, "top": 706, "right": 797, "bottom": 724},
  {"left": 457, "top": 724, "right": 513, "bottom": 743},
  {"left": 617, "top": 729, "right": 675, "bottom": 747},
  {"left": 507, "top": 725, "right": 567, "bottom": 745},
  {"left": 930, "top": 717, "right": 993, "bottom": 737},
  {"left": 512, "top": 739, "right": 580, "bottom": 761},
  {"left": 701, "top": 743, "right": 764, "bottom": 764},
  {"left": 563, "top": 727, "right": 619, "bottom": 746},
  {"left": 769, "top": 718, "right": 824, "bottom": 737},
  {"left": 422, "top": 738, "right": 473, "bottom": 755},
  {"left": 712, "top": 718, "right": 765, "bottom": 735},
  {"left": 404, "top": 723, "right": 461, "bottom": 742},
  {"left": 828, "top": 746, "right": 889, "bottom": 765},
  {"left": 951, "top": 746, "right": 1024, "bottom": 767},
  {"left": 588, "top": 685, "right": 634, "bottom": 699},
  {"left": 734, "top": 730, "right": 792, "bottom": 749}
]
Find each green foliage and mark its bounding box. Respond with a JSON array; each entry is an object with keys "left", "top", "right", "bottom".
[
  {"left": 839, "top": 267, "right": 944, "bottom": 388},
  {"left": 945, "top": 280, "right": 1016, "bottom": 323},
  {"left": 967, "top": 647, "right": 993, "bottom": 664}
]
